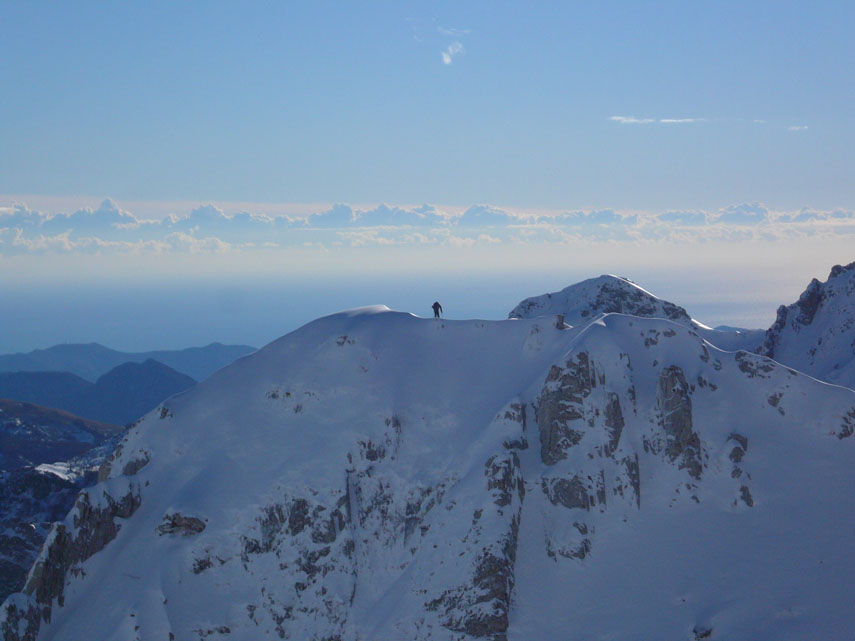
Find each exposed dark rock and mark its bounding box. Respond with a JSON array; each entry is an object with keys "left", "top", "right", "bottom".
[
  {"left": 485, "top": 452, "right": 525, "bottom": 507},
  {"left": 736, "top": 352, "right": 777, "bottom": 378},
  {"left": 429, "top": 514, "right": 521, "bottom": 640},
  {"left": 121, "top": 451, "right": 150, "bottom": 477},
  {"left": 156, "top": 513, "right": 206, "bottom": 536},
  {"left": 542, "top": 476, "right": 591, "bottom": 511},
  {"left": 604, "top": 392, "right": 625, "bottom": 455},
  {"left": 839, "top": 409, "right": 855, "bottom": 439},
  {"left": 546, "top": 535, "right": 591, "bottom": 561},
  {"left": 693, "top": 624, "right": 713, "bottom": 639},
  {"left": 656, "top": 366, "right": 703, "bottom": 479},
  {"left": 427, "top": 447, "right": 524, "bottom": 640},
  {"left": 758, "top": 263, "right": 855, "bottom": 361},
  {"left": 192, "top": 557, "right": 214, "bottom": 574},
  {"left": 0, "top": 597, "right": 41, "bottom": 641},
  {"left": 795, "top": 279, "right": 824, "bottom": 327},
  {"left": 728, "top": 433, "right": 749, "bottom": 451},
  {"left": 536, "top": 353, "right": 594, "bottom": 465},
  {"left": 0, "top": 483, "right": 142, "bottom": 640},
  {"left": 0, "top": 468, "right": 87, "bottom": 603}
]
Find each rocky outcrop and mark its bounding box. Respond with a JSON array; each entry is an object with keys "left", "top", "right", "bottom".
[
  {"left": 735, "top": 352, "right": 778, "bottom": 379},
  {"left": 428, "top": 444, "right": 525, "bottom": 640},
  {"left": 0, "top": 482, "right": 142, "bottom": 641},
  {"left": 603, "top": 392, "right": 625, "bottom": 456},
  {"left": 536, "top": 353, "right": 595, "bottom": 465},
  {"left": 542, "top": 476, "right": 593, "bottom": 510},
  {"left": 0, "top": 400, "right": 122, "bottom": 603},
  {"left": 156, "top": 513, "right": 207, "bottom": 536},
  {"left": 840, "top": 409, "right": 855, "bottom": 439},
  {"left": 238, "top": 492, "right": 355, "bottom": 639},
  {"left": 655, "top": 366, "right": 703, "bottom": 479},
  {"left": 0, "top": 469, "right": 82, "bottom": 604},
  {"left": 755, "top": 261, "right": 855, "bottom": 388}
]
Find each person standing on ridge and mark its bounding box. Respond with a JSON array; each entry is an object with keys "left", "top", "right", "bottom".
[{"left": 432, "top": 301, "right": 443, "bottom": 318}]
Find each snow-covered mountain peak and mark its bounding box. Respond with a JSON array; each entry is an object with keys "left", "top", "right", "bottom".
[
  {"left": 509, "top": 275, "right": 694, "bottom": 327},
  {"left": 508, "top": 275, "right": 765, "bottom": 353},
  {"left": 758, "top": 260, "right": 855, "bottom": 388},
  {"left": 4, "top": 302, "right": 855, "bottom": 640}
]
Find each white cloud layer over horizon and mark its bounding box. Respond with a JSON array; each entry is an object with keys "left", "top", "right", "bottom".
[{"left": 2, "top": 198, "right": 855, "bottom": 259}]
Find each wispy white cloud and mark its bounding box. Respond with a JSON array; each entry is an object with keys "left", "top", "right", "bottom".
[
  {"left": 437, "top": 26, "right": 470, "bottom": 37},
  {"left": 659, "top": 118, "right": 705, "bottom": 124},
  {"left": 788, "top": 125, "right": 808, "bottom": 131},
  {"left": 609, "top": 116, "right": 655, "bottom": 124},
  {"left": 610, "top": 116, "right": 705, "bottom": 124},
  {"left": 441, "top": 41, "right": 465, "bottom": 65}
]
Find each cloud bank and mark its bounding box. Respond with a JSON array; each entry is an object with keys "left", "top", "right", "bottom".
[{"left": 2, "top": 198, "right": 854, "bottom": 256}]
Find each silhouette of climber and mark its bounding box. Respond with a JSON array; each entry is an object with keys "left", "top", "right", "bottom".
[{"left": 432, "top": 301, "right": 443, "bottom": 318}]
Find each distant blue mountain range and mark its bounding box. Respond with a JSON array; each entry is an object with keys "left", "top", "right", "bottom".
[
  {"left": 0, "top": 342, "right": 256, "bottom": 382},
  {"left": 0, "top": 360, "right": 196, "bottom": 426}
]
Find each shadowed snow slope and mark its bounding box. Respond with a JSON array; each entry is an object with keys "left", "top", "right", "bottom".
[
  {"left": 3, "top": 306, "right": 855, "bottom": 641},
  {"left": 509, "top": 274, "right": 765, "bottom": 352},
  {"left": 758, "top": 261, "right": 855, "bottom": 389}
]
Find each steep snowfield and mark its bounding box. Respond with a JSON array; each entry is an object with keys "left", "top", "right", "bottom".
[
  {"left": 3, "top": 306, "right": 855, "bottom": 641},
  {"left": 758, "top": 261, "right": 855, "bottom": 389},
  {"left": 509, "top": 274, "right": 765, "bottom": 352}
]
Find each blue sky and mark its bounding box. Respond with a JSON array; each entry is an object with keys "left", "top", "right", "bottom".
[
  {"left": 1, "top": 1, "right": 853, "bottom": 351},
  {"left": 2, "top": 1, "right": 852, "bottom": 210}
]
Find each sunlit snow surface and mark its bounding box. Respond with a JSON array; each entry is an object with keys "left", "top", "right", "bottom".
[{"left": 5, "top": 306, "right": 855, "bottom": 641}]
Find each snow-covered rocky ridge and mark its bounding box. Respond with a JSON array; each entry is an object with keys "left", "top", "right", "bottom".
[
  {"left": 758, "top": 261, "right": 855, "bottom": 388},
  {"left": 3, "top": 305, "right": 855, "bottom": 641},
  {"left": 509, "top": 275, "right": 765, "bottom": 352}
]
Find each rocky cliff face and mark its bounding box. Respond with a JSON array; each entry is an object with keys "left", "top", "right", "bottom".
[
  {"left": 0, "top": 469, "right": 80, "bottom": 604},
  {"left": 757, "top": 261, "right": 855, "bottom": 388},
  {"left": 0, "top": 401, "right": 122, "bottom": 603},
  {"left": 3, "top": 307, "right": 855, "bottom": 641}
]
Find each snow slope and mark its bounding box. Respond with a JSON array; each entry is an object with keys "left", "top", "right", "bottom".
[
  {"left": 758, "top": 261, "right": 855, "bottom": 389},
  {"left": 509, "top": 275, "right": 765, "bottom": 352},
  {"left": 3, "top": 306, "right": 855, "bottom": 641}
]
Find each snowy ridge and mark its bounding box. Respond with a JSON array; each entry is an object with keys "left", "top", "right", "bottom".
[
  {"left": 509, "top": 274, "right": 765, "bottom": 352},
  {"left": 758, "top": 261, "right": 855, "bottom": 388},
  {"left": 508, "top": 275, "right": 693, "bottom": 325},
  {"left": 3, "top": 306, "right": 855, "bottom": 640}
]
